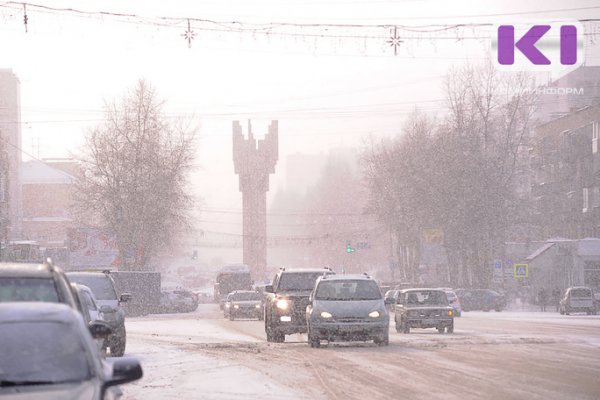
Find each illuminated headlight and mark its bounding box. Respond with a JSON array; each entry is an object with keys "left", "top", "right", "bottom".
[
  {"left": 276, "top": 299, "right": 290, "bottom": 310},
  {"left": 368, "top": 311, "right": 380, "bottom": 318},
  {"left": 320, "top": 311, "right": 333, "bottom": 319},
  {"left": 225, "top": 304, "right": 230, "bottom": 308},
  {"left": 448, "top": 310, "right": 453, "bottom": 317},
  {"left": 255, "top": 304, "right": 261, "bottom": 309},
  {"left": 233, "top": 304, "right": 240, "bottom": 309}
]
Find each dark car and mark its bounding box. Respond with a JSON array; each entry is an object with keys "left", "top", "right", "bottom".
[
  {"left": 306, "top": 274, "right": 391, "bottom": 347},
  {"left": 159, "top": 287, "right": 199, "bottom": 313},
  {"left": 224, "top": 290, "right": 264, "bottom": 320},
  {"left": 67, "top": 271, "right": 131, "bottom": 357},
  {"left": 394, "top": 288, "right": 454, "bottom": 334},
  {"left": 384, "top": 289, "right": 400, "bottom": 311},
  {"left": 264, "top": 267, "right": 335, "bottom": 343},
  {"left": 458, "top": 289, "right": 506, "bottom": 312},
  {"left": 0, "top": 302, "right": 142, "bottom": 399}
]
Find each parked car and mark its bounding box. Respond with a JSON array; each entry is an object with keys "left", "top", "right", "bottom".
[
  {"left": 72, "top": 283, "right": 107, "bottom": 354},
  {"left": 457, "top": 289, "right": 506, "bottom": 312},
  {"left": 0, "top": 302, "right": 142, "bottom": 399},
  {"left": 559, "top": 286, "right": 596, "bottom": 315},
  {"left": 159, "top": 287, "right": 199, "bottom": 313},
  {"left": 394, "top": 288, "right": 454, "bottom": 334},
  {"left": 441, "top": 288, "right": 462, "bottom": 317},
  {"left": 224, "top": 290, "right": 264, "bottom": 320},
  {"left": 67, "top": 271, "right": 131, "bottom": 357},
  {"left": 306, "top": 273, "right": 391, "bottom": 347}
]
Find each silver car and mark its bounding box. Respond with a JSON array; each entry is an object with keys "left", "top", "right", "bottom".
[{"left": 306, "top": 274, "right": 392, "bottom": 347}]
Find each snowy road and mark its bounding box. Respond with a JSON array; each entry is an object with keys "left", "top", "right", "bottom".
[{"left": 121, "top": 305, "right": 600, "bottom": 400}]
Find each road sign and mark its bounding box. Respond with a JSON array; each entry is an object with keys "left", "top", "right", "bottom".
[{"left": 513, "top": 263, "right": 529, "bottom": 278}]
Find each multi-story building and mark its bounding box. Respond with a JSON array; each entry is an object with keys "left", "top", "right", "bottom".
[
  {"left": 531, "top": 103, "right": 600, "bottom": 239},
  {"left": 0, "top": 69, "right": 23, "bottom": 239}
]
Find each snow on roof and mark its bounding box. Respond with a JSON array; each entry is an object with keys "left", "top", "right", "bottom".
[
  {"left": 525, "top": 242, "right": 556, "bottom": 261},
  {"left": 577, "top": 238, "right": 600, "bottom": 256},
  {"left": 21, "top": 160, "right": 76, "bottom": 184}
]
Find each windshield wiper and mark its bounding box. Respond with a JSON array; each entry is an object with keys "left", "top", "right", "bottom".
[{"left": 1, "top": 380, "right": 56, "bottom": 387}]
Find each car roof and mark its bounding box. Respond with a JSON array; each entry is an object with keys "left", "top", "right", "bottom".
[
  {"left": 0, "top": 302, "right": 81, "bottom": 323},
  {"left": 230, "top": 290, "right": 259, "bottom": 294},
  {"left": 400, "top": 287, "right": 446, "bottom": 292},
  {"left": 0, "top": 262, "right": 54, "bottom": 278},
  {"left": 279, "top": 268, "right": 335, "bottom": 273},
  {"left": 318, "top": 274, "right": 375, "bottom": 281},
  {"left": 67, "top": 271, "right": 109, "bottom": 278}
]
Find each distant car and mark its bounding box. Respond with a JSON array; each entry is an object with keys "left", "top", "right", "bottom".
[
  {"left": 442, "top": 289, "right": 462, "bottom": 317},
  {"left": 0, "top": 302, "right": 142, "bottom": 399},
  {"left": 67, "top": 271, "right": 131, "bottom": 357},
  {"left": 384, "top": 289, "right": 400, "bottom": 310},
  {"left": 160, "top": 287, "right": 199, "bottom": 313},
  {"left": 224, "top": 290, "right": 264, "bottom": 320},
  {"left": 458, "top": 289, "right": 506, "bottom": 312},
  {"left": 306, "top": 273, "right": 391, "bottom": 347},
  {"left": 559, "top": 286, "right": 596, "bottom": 315},
  {"left": 394, "top": 288, "right": 454, "bottom": 334}
]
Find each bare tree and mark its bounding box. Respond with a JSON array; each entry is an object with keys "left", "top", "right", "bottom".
[{"left": 74, "top": 80, "right": 197, "bottom": 270}]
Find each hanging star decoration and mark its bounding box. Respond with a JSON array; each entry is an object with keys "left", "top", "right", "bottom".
[
  {"left": 387, "top": 26, "right": 403, "bottom": 56},
  {"left": 23, "top": 3, "right": 28, "bottom": 33},
  {"left": 181, "top": 19, "right": 196, "bottom": 48}
]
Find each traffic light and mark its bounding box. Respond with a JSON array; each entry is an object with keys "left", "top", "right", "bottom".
[{"left": 346, "top": 242, "right": 355, "bottom": 253}]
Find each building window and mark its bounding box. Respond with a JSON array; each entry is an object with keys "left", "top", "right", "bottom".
[
  {"left": 594, "top": 122, "right": 599, "bottom": 154},
  {"left": 594, "top": 187, "right": 600, "bottom": 209},
  {"left": 583, "top": 187, "right": 589, "bottom": 213}
]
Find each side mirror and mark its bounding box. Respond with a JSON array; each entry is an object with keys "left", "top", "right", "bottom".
[
  {"left": 384, "top": 297, "right": 395, "bottom": 305},
  {"left": 104, "top": 357, "right": 143, "bottom": 388},
  {"left": 265, "top": 285, "right": 274, "bottom": 293},
  {"left": 120, "top": 293, "right": 132, "bottom": 303},
  {"left": 89, "top": 320, "right": 113, "bottom": 339}
]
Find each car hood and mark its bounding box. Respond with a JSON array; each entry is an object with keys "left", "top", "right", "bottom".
[
  {"left": 403, "top": 305, "right": 453, "bottom": 311},
  {"left": 0, "top": 380, "right": 98, "bottom": 400},
  {"left": 314, "top": 299, "right": 385, "bottom": 318},
  {"left": 232, "top": 301, "right": 262, "bottom": 305},
  {"left": 276, "top": 290, "right": 312, "bottom": 298}
]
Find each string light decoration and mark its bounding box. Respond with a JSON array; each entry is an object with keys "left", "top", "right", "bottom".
[{"left": 1, "top": 2, "right": 599, "bottom": 55}]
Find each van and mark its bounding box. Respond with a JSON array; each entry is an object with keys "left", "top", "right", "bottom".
[{"left": 559, "top": 286, "right": 596, "bottom": 315}]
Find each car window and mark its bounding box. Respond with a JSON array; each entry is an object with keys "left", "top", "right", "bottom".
[
  {"left": 315, "top": 280, "right": 382, "bottom": 301},
  {"left": 232, "top": 292, "right": 262, "bottom": 301},
  {"left": 0, "top": 321, "right": 91, "bottom": 383},
  {"left": 0, "top": 278, "right": 59, "bottom": 302},
  {"left": 405, "top": 290, "right": 448, "bottom": 306},
  {"left": 571, "top": 288, "right": 592, "bottom": 297},
  {"left": 82, "top": 291, "right": 98, "bottom": 311},
  {"left": 68, "top": 275, "right": 117, "bottom": 300},
  {"left": 278, "top": 272, "right": 329, "bottom": 291}
]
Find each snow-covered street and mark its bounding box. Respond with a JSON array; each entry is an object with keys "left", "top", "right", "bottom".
[{"left": 121, "top": 305, "right": 600, "bottom": 400}]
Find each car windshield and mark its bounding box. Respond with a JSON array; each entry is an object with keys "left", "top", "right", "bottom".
[
  {"left": 277, "top": 272, "right": 330, "bottom": 291},
  {"left": 571, "top": 288, "right": 592, "bottom": 297},
  {"left": 315, "top": 280, "right": 382, "bottom": 301},
  {"left": 232, "top": 292, "right": 262, "bottom": 301},
  {"left": 0, "top": 278, "right": 59, "bottom": 302},
  {"left": 0, "top": 321, "right": 91, "bottom": 383},
  {"left": 405, "top": 291, "right": 448, "bottom": 306},
  {"left": 67, "top": 275, "right": 117, "bottom": 300}
]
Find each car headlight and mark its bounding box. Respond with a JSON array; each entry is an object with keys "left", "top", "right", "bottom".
[
  {"left": 255, "top": 304, "right": 261, "bottom": 309},
  {"left": 320, "top": 311, "right": 333, "bottom": 319},
  {"left": 225, "top": 304, "right": 230, "bottom": 308},
  {"left": 448, "top": 310, "right": 453, "bottom": 317},
  {"left": 368, "top": 310, "right": 380, "bottom": 318},
  {"left": 233, "top": 304, "right": 240, "bottom": 309},
  {"left": 276, "top": 299, "right": 290, "bottom": 310}
]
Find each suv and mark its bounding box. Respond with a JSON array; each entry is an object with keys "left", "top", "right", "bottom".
[
  {"left": 224, "top": 290, "right": 264, "bottom": 321},
  {"left": 559, "top": 286, "right": 596, "bottom": 315},
  {"left": 306, "top": 274, "right": 391, "bottom": 347},
  {"left": 67, "top": 271, "right": 131, "bottom": 357},
  {"left": 264, "top": 268, "right": 335, "bottom": 342},
  {"left": 0, "top": 262, "right": 79, "bottom": 308}
]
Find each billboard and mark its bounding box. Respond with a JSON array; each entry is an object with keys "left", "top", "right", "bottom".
[{"left": 68, "top": 228, "right": 120, "bottom": 268}]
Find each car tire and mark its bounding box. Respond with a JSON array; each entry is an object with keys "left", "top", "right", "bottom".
[
  {"left": 374, "top": 332, "right": 389, "bottom": 346},
  {"left": 559, "top": 307, "right": 565, "bottom": 315},
  {"left": 110, "top": 335, "right": 126, "bottom": 357},
  {"left": 402, "top": 319, "right": 410, "bottom": 334},
  {"left": 258, "top": 314, "right": 264, "bottom": 321},
  {"left": 229, "top": 313, "right": 234, "bottom": 321},
  {"left": 308, "top": 333, "right": 321, "bottom": 348},
  {"left": 437, "top": 327, "right": 445, "bottom": 334},
  {"left": 447, "top": 323, "right": 454, "bottom": 334}
]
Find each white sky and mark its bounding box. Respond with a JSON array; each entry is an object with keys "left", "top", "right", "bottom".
[{"left": 1, "top": 0, "right": 599, "bottom": 221}]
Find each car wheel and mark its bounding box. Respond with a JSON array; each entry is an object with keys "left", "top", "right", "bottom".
[
  {"left": 559, "top": 307, "right": 565, "bottom": 315},
  {"left": 495, "top": 308, "right": 501, "bottom": 312},
  {"left": 110, "top": 336, "right": 126, "bottom": 357},
  {"left": 258, "top": 314, "right": 264, "bottom": 321},
  {"left": 229, "top": 313, "right": 234, "bottom": 321},
  {"left": 308, "top": 333, "right": 321, "bottom": 348},
  {"left": 402, "top": 319, "right": 410, "bottom": 334},
  {"left": 374, "top": 332, "right": 389, "bottom": 346},
  {"left": 437, "top": 327, "right": 445, "bottom": 334},
  {"left": 447, "top": 323, "right": 454, "bottom": 334}
]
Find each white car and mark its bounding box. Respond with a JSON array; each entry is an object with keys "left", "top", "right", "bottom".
[{"left": 559, "top": 286, "right": 596, "bottom": 315}]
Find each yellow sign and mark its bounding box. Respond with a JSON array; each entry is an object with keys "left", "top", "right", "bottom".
[{"left": 513, "top": 263, "right": 529, "bottom": 278}]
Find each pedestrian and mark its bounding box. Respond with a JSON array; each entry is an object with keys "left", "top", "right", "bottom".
[
  {"left": 552, "top": 287, "right": 561, "bottom": 312},
  {"left": 538, "top": 287, "right": 548, "bottom": 312}
]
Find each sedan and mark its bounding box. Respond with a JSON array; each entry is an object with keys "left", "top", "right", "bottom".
[{"left": 0, "top": 302, "right": 142, "bottom": 399}]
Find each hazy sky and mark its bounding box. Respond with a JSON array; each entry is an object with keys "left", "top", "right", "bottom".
[{"left": 1, "top": 0, "right": 599, "bottom": 225}]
